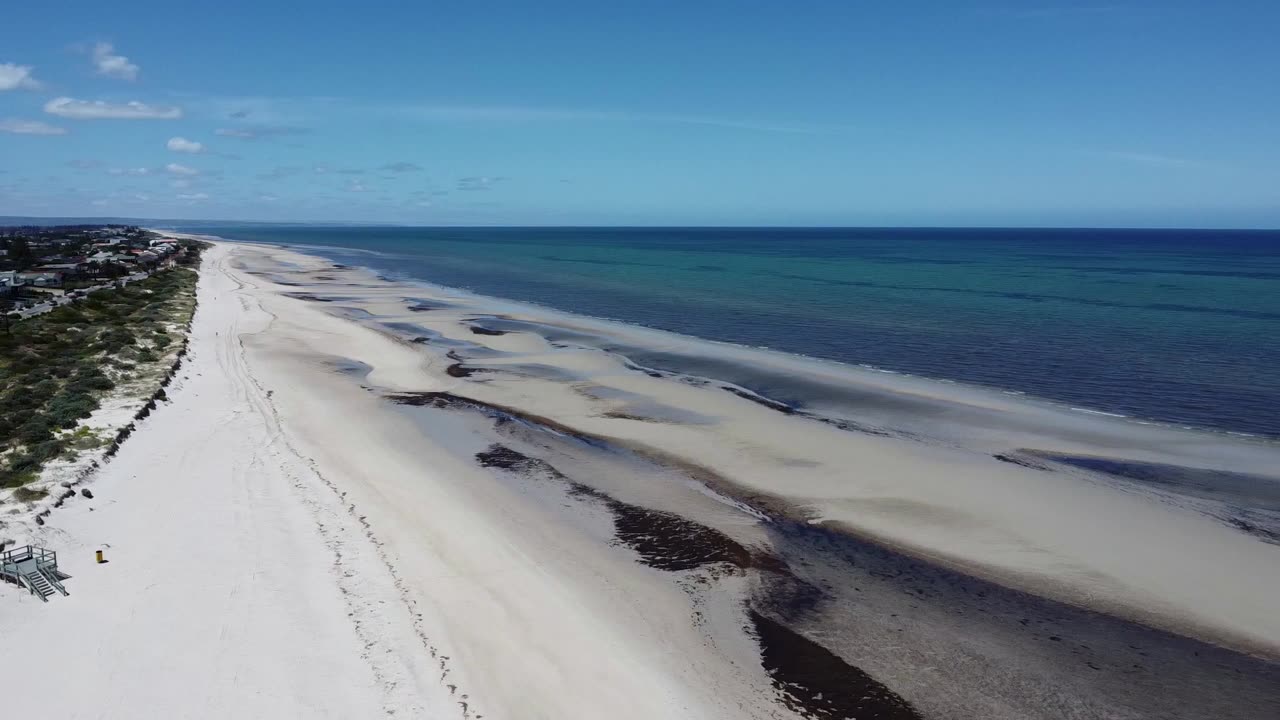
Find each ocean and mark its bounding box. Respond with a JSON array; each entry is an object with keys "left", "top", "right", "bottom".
[{"left": 186, "top": 226, "right": 1280, "bottom": 438}]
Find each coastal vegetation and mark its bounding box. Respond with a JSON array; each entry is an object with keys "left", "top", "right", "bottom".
[{"left": 0, "top": 247, "right": 202, "bottom": 490}]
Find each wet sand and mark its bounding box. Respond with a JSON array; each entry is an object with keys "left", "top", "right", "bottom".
[{"left": 67, "top": 236, "right": 1273, "bottom": 719}]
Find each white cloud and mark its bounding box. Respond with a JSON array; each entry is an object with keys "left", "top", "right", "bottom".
[
  {"left": 166, "top": 136, "right": 205, "bottom": 153},
  {"left": 92, "top": 43, "right": 139, "bottom": 81},
  {"left": 44, "top": 97, "right": 182, "bottom": 120},
  {"left": 0, "top": 63, "right": 40, "bottom": 91},
  {"left": 107, "top": 167, "right": 150, "bottom": 176},
  {"left": 0, "top": 118, "right": 67, "bottom": 135},
  {"left": 345, "top": 180, "right": 369, "bottom": 193},
  {"left": 177, "top": 192, "right": 209, "bottom": 201},
  {"left": 165, "top": 163, "right": 200, "bottom": 176}
]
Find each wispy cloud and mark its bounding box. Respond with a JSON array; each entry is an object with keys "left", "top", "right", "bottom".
[
  {"left": 92, "top": 43, "right": 140, "bottom": 80},
  {"left": 165, "top": 163, "right": 200, "bottom": 177},
  {"left": 0, "top": 118, "right": 66, "bottom": 135},
  {"left": 0, "top": 63, "right": 40, "bottom": 91},
  {"left": 403, "top": 103, "right": 836, "bottom": 135},
  {"left": 166, "top": 137, "right": 205, "bottom": 153},
  {"left": 107, "top": 167, "right": 151, "bottom": 176},
  {"left": 45, "top": 97, "right": 182, "bottom": 120},
  {"left": 256, "top": 166, "right": 303, "bottom": 181},
  {"left": 176, "top": 192, "right": 210, "bottom": 201},
  {"left": 214, "top": 124, "right": 309, "bottom": 140},
  {"left": 380, "top": 161, "right": 424, "bottom": 173},
  {"left": 456, "top": 176, "right": 506, "bottom": 191}
]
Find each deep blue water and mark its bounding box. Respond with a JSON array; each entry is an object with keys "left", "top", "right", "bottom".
[{"left": 186, "top": 226, "right": 1280, "bottom": 438}]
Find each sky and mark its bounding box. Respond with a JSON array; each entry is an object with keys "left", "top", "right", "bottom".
[{"left": 1, "top": 1, "right": 1278, "bottom": 227}]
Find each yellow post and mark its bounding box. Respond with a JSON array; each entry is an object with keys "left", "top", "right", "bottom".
[{"left": 95, "top": 550, "right": 104, "bottom": 564}]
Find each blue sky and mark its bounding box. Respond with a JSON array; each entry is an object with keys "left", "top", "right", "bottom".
[{"left": 1, "top": 1, "right": 1277, "bottom": 226}]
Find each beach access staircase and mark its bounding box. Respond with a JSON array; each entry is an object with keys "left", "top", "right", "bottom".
[{"left": 0, "top": 546, "right": 69, "bottom": 602}]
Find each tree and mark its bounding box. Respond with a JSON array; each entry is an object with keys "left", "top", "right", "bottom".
[{"left": 9, "top": 238, "right": 33, "bottom": 264}]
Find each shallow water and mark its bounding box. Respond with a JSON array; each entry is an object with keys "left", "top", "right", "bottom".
[{"left": 187, "top": 225, "right": 1280, "bottom": 438}]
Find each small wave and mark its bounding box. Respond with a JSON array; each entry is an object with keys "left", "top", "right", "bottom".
[{"left": 1069, "top": 408, "right": 1129, "bottom": 418}]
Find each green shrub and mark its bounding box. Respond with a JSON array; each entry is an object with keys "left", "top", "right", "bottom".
[
  {"left": 16, "top": 419, "right": 55, "bottom": 446},
  {"left": 12, "top": 486, "right": 47, "bottom": 502}
]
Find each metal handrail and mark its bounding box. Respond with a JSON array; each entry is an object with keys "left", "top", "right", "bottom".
[{"left": 40, "top": 567, "right": 68, "bottom": 596}]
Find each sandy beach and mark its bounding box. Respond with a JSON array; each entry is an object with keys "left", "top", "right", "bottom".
[{"left": 3, "top": 240, "right": 1278, "bottom": 719}]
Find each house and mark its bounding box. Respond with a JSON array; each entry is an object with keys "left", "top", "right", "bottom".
[
  {"left": 16, "top": 271, "right": 64, "bottom": 287},
  {"left": 31, "top": 262, "right": 88, "bottom": 279},
  {"left": 0, "top": 271, "right": 21, "bottom": 297}
]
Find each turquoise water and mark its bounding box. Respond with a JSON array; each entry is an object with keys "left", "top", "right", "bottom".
[{"left": 190, "top": 226, "right": 1280, "bottom": 437}]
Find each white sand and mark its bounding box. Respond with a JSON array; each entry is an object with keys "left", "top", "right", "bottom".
[
  {"left": 0, "top": 244, "right": 779, "bottom": 719},
  {"left": 4, "top": 238, "right": 1279, "bottom": 718}
]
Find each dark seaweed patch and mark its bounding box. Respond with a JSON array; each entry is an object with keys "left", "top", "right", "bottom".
[
  {"left": 751, "top": 611, "right": 922, "bottom": 720},
  {"left": 446, "top": 363, "right": 481, "bottom": 378},
  {"left": 610, "top": 501, "right": 752, "bottom": 571},
  {"left": 283, "top": 292, "right": 335, "bottom": 302},
  {"left": 475, "top": 445, "right": 533, "bottom": 469},
  {"left": 723, "top": 385, "right": 797, "bottom": 414},
  {"left": 1225, "top": 516, "right": 1280, "bottom": 545},
  {"left": 623, "top": 361, "right": 665, "bottom": 379},
  {"left": 476, "top": 444, "right": 751, "bottom": 571},
  {"left": 814, "top": 415, "right": 892, "bottom": 437},
  {"left": 994, "top": 453, "right": 1053, "bottom": 471},
  {"left": 469, "top": 325, "right": 508, "bottom": 336}
]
